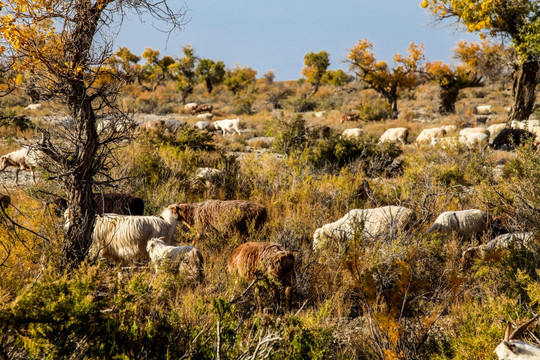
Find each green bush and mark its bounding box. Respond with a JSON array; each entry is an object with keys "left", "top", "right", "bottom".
[
  {"left": 286, "top": 95, "right": 317, "bottom": 113},
  {"left": 356, "top": 100, "right": 393, "bottom": 121},
  {"left": 269, "top": 114, "right": 308, "bottom": 155}
]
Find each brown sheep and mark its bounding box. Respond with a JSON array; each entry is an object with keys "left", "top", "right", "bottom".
[
  {"left": 50, "top": 192, "right": 144, "bottom": 217},
  {"left": 341, "top": 113, "right": 360, "bottom": 123},
  {"left": 227, "top": 242, "right": 295, "bottom": 310},
  {"left": 169, "top": 200, "right": 267, "bottom": 235},
  {"left": 193, "top": 104, "right": 213, "bottom": 114}
]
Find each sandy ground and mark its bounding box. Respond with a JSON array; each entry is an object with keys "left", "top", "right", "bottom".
[{"left": 0, "top": 167, "right": 37, "bottom": 189}]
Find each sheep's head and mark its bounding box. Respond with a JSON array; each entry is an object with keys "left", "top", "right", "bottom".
[
  {"left": 146, "top": 237, "right": 166, "bottom": 254},
  {"left": 494, "top": 316, "right": 540, "bottom": 360},
  {"left": 459, "top": 247, "right": 479, "bottom": 270},
  {"left": 169, "top": 203, "right": 195, "bottom": 227}
]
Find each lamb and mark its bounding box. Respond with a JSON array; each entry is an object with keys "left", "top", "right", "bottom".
[
  {"left": 425, "top": 209, "right": 500, "bottom": 240},
  {"left": 378, "top": 127, "right": 409, "bottom": 145},
  {"left": 88, "top": 206, "right": 178, "bottom": 264},
  {"left": 0, "top": 147, "right": 41, "bottom": 183},
  {"left": 342, "top": 128, "right": 364, "bottom": 139},
  {"left": 51, "top": 192, "right": 144, "bottom": 217},
  {"left": 460, "top": 232, "right": 535, "bottom": 269},
  {"left": 169, "top": 200, "right": 267, "bottom": 236},
  {"left": 313, "top": 206, "right": 416, "bottom": 250},
  {"left": 213, "top": 118, "right": 241, "bottom": 136},
  {"left": 146, "top": 237, "right": 204, "bottom": 283},
  {"left": 494, "top": 316, "right": 540, "bottom": 360},
  {"left": 415, "top": 127, "right": 447, "bottom": 144},
  {"left": 475, "top": 105, "right": 492, "bottom": 114},
  {"left": 227, "top": 242, "right": 295, "bottom": 310}
]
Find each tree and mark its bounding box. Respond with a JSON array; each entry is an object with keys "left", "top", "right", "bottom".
[
  {"left": 224, "top": 64, "right": 257, "bottom": 95},
  {"left": 171, "top": 44, "right": 198, "bottom": 104},
  {"left": 425, "top": 61, "right": 482, "bottom": 114},
  {"left": 105, "top": 47, "right": 141, "bottom": 85},
  {"left": 347, "top": 39, "right": 424, "bottom": 118},
  {"left": 0, "top": 0, "right": 185, "bottom": 268},
  {"left": 323, "top": 69, "right": 354, "bottom": 87},
  {"left": 421, "top": 0, "right": 540, "bottom": 120},
  {"left": 196, "top": 58, "right": 225, "bottom": 94},
  {"left": 302, "top": 51, "right": 330, "bottom": 95},
  {"left": 139, "top": 48, "right": 176, "bottom": 92},
  {"left": 454, "top": 40, "right": 513, "bottom": 85}
]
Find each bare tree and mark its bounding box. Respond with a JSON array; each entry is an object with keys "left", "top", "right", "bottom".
[{"left": 0, "top": 1, "right": 187, "bottom": 268}]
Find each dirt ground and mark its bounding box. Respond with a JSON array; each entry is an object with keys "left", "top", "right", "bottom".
[{"left": 0, "top": 167, "right": 37, "bottom": 190}]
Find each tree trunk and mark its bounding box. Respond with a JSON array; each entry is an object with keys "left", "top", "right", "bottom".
[
  {"left": 509, "top": 59, "right": 539, "bottom": 121},
  {"left": 438, "top": 84, "right": 459, "bottom": 114},
  {"left": 385, "top": 91, "right": 399, "bottom": 119}
]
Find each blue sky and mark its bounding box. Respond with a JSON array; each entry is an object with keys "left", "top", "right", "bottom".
[{"left": 115, "top": 0, "right": 479, "bottom": 80}]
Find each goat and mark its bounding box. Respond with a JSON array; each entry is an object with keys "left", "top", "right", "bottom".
[
  {"left": 146, "top": 237, "right": 204, "bottom": 283},
  {"left": 495, "top": 316, "right": 540, "bottom": 359}
]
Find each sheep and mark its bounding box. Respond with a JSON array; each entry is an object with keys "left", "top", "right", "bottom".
[
  {"left": 459, "top": 133, "right": 489, "bottom": 147},
  {"left": 196, "top": 113, "right": 214, "bottom": 121},
  {"left": 193, "top": 104, "right": 213, "bottom": 114},
  {"left": 378, "top": 127, "right": 409, "bottom": 145},
  {"left": 342, "top": 128, "right": 364, "bottom": 139},
  {"left": 51, "top": 192, "right": 144, "bottom": 217},
  {"left": 488, "top": 123, "right": 508, "bottom": 141},
  {"left": 227, "top": 242, "right": 295, "bottom": 310},
  {"left": 511, "top": 120, "right": 540, "bottom": 131},
  {"left": 475, "top": 105, "right": 492, "bottom": 114},
  {"left": 169, "top": 200, "right": 267, "bottom": 236},
  {"left": 431, "top": 136, "right": 459, "bottom": 148},
  {"left": 460, "top": 232, "right": 535, "bottom": 269},
  {"left": 146, "top": 237, "right": 204, "bottom": 283},
  {"left": 341, "top": 113, "right": 360, "bottom": 123},
  {"left": 96, "top": 117, "right": 134, "bottom": 135},
  {"left": 184, "top": 102, "right": 198, "bottom": 112},
  {"left": 192, "top": 167, "right": 224, "bottom": 188},
  {"left": 164, "top": 119, "right": 187, "bottom": 133},
  {"left": 494, "top": 316, "right": 540, "bottom": 360},
  {"left": 214, "top": 118, "right": 241, "bottom": 136},
  {"left": 491, "top": 128, "right": 535, "bottom": 150},
  {"left": 531, "top": 126, "right": 540, "bottom": 145},
  {"left": 193, "top": 120, "right": 215, "bottom": 131},
  {"left": 306, "top": 125, "right": 331, "bottom": 140},
  {"left": 425, "top": 209, "right": 501, "bottom": 240},
  {"left": 88, "top": 206, "right": 178, "bottom": 264},
  {"left": 459, "top": 127, "right": 490, "bottom": 137},
  {"left": 313, "top": 205, "right": 416, "bottom": 250},
  {"left": 141, "top": 119, "right": 165, "bottom": 132},
  {"left": 0, "top": 147, "right": 41, "bottom": 184},
  {"left": 415, "top": 127, "right": 447, "bottom": 144}
]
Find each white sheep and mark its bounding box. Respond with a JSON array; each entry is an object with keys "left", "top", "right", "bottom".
[
  {"left": 425, "top": 209, "right": 495, "bottom": 240},
  {"left": 459, "top": 127, "right": 490, "bottom": 137},
  {"left": 0, "top": 146, "right": 41, "bottom": 183},
  {"left": 378, "top": 127, "right": 409, "bottom": 145},
  {"left": 494, "top": 317, "right": 540, "bottom": 360},
  {"left": 342, "top": 128, "right": 364, "bottom": 139},
  {"left": 488, "top": 123, "right": 508, "bottom": 141},
  {"left": 475, "top": 105, "right": 492, "bottom": 114},
  {"left": 461, "top": 232, "right": 535, "bottom": 269},
  {"left": 313, "top": 205, "right": 416, "bottom": 250},
  {"left": 88, "top": 206, "right": 178, "bottom": 264},
  {"left": 214, "top": 118, "right": 241, "bottom": 135},
  {"left": 193, "top": 120, "right": 215, "bottom": 131},
  {"left": 184, "top": 103, "right": 198, "bottom": 112},
  {"left": 511, "top": 120, "right": 540, "bottom": 131},
  {"left": 25, "top": 103, "right": 43, "bottom": 111},
  {"left": 431, "top": 136, "right": 459, "bottom": 148},
  {"left": 146, "top": 237, "right": 204, "bottom": 283},
  {"left": 441, "top": 125, "right": 458, "bottom": 134},
  {"left": 459, "top": 132, "right": 489, "bottom": 147},
  {"left": 416, "top": 127, "right": 447, "bottom": 144},
  {"left": 196, "top": 113, "right": 214, "bottom": 121}
]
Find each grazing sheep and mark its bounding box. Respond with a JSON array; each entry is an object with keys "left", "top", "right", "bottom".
[
  {"left": 164, "top": 119, "right": 187, "bottom": 133},
  {"left": 461, "top": 232, "right": 535, "bottom": 269},
  {"left": 415, "top": 127, "right": 447, "bottom": 144},
  {"left": 459, "top": 133, "right": 489, "bottom": 147},
  {"left": 193, "top": 120, "right": 216, "bottom": 131},
  {"left": 342, "top": 128, "right": 364, "bottom": 139},
  {"left": 313, "top": 206, "right": 416, "bottom": 250},
  {"left": 193, "top": 104, "right": 213, "bottom": 114},
  {"left": 185, "top": 103, "right": 198, "bottom": 112},
  {"left": 475, "top": 105, "right": 492, "bottom": 114},
  {"left": 25, "top": 103, "right": 43, "bottom": 111},
  {"left": 494, "top": 317, "right": 540, "bottom": 360},
  {"left": 88, "top": 206, "right": 178, "bottom": 264},
  {"left": 196, "top": 113, "right": 214, "bottom": 121},
  {"left": 425, "top": 209, "right": 499, "bottom": 240},
  {"left": 51, "top": 192, "right": 144, "bottom": 217},
  {"left": 141, "top": 119, "right": 165, "bottom": 132},
  {"left": 169, "top": 200, "right": 267, "bottom": 235},
  {"left": 459, "top": 127, "right": 490, "bottom": 137},
  {"left": 214, "top": 118, "right": 241, "bottom": 136},
  {"left": 378, "top": 127, "right": 409, "bottom": 145},
  {"left": 227, "top": 242, "right": 295, "bottom": 310},
  {"left": 146, "top": 237, "right": 204, "bottom": 283},
  {"left": 511, "top": 120, "right": 540, "bottom": 131},
  {"left": 491, "top": 128, "right": 535, "bottom": 150},
  {"left": 488, "top": 123, "right": 508, "bottom": 141},
  {"left": 0, "top": 147, "right": 41, "bottom": 183},
  {"left": 341, "top": 113, "right": 360, "bottom": 123},
  {"left": 97, "top": 118, "right": 134, "bottom": 134}
]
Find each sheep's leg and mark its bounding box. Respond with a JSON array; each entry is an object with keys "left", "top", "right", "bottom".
[
  {"left": 285, "top": 285, "right": 292, "bottom": 312},
  {"left": 14, "top": 168, "right": 20, "bottom": 184}
]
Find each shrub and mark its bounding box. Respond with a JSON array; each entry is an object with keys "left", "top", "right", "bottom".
[
  {"left": 356, "top": 100, "right": 393, "bottom": 121},
  {"left": 286, "top": 94, "right": 317, "bottom": 112},
  {"left": 269, "top": 114, "right": 308, "bottom": 155}
]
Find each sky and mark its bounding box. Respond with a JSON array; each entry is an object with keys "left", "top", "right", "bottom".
[{"left": 114, "top": 0, "right": 479, "bottom": 81}]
